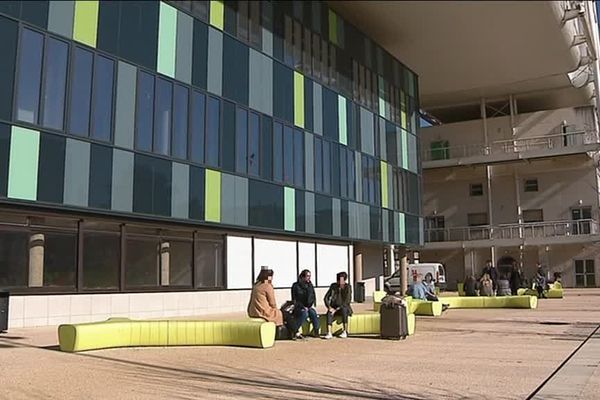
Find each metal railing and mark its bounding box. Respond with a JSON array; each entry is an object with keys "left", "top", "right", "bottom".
[
  {"left": 424, "top": 219, "right": 599, "bottom": 242},
  {"left": 422, "top": 130, "right": 599, "bottom": 162}
]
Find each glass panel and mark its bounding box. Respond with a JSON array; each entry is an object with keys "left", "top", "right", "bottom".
[
  {"left": 323, "top": 139, "right": 331, "bottom": 193},
  {"left": 273, "top": 122, "right": 283, "bottom": 182},
  {"left": 205, "top": 96, "right": 220, "bottom": 167},
  {"left": 16, "top": 28, "right": 44, "bottom": 124},
  {"left": 190, "top": 0, "right": 208, "bottom": 21},
  {"left": 575, "top": 274, "right": 585, "bottom": 287},
  {"left": 314, "top": 137, "right": 323, "bottom": 192},
  {"left": 347, "top": 148, "right": 355, "bottom": 200},
  {"left": 42, "top": 231, "right": 77, "bottom": 287},
  {"left": 340, "top": 146, "right": 347, "bottom": 198},
  {"left": 168, "top": 240, "right": 193, "bottom": 287},
  {"left": 283, "top": 15, "right": 293, "bottom": 66},
  {"left": 586, "top": 274, "right": 595, "bottom": 287},
  {"left": 235, "top": 107, "right": 248, "bottom": 174},
  {"left": 69, "top": 47, "right": 93, "bottom": 136},
  {"left": 237, "top": 0, "right": 248, "bottom": 42},
  {"left": 260, "top": 115, "right": 272, "bottom": 180},
  {"left": 249, "top": 1, "right": 261, "bottom": 48},
  {"left": 575, "top": 260, "right": 584, "bottom": 274},
  {"left": 82, "top": 232, "right": 120, "bottom": 289},
  {"left": 42, "top": 37, "right": 68, "bottom": 130},
  {"left": 190, "top": 90, "right": 205, "bottom": 164},
  {"left": 0, "top": 229, "right": 28, "bottom": 288},
  {"left": 293, "top": 20, "right": 301, "bottom": 69},
  {"left": 135, "top": 71, "right": 154, "bottom": 151},
  {"left": 585, "top": 260, "right": 595, "bottom": 274},
  {"left": 91, "top": 55, "right": 114, "bottom": 142},
  {"left": 194, "top": 238, "right": 223, "bottom": 288},
  {"left": 172, "top": 85, "right": 189, "bottom": 159},
  {"left": 293, "top": 129, "right": 304, "bottom": 187},
  {"left": 153, "top": 78, "right": 172, "bottom": 155},
  {"left": 283, "top": 125, "right": 293, "bottom": 185},
  {"left": 248, "top": 112, "right": 260, "bottom": 176},
  {"left": 125, "top": 236, "right": 159, "bottom": 287}
]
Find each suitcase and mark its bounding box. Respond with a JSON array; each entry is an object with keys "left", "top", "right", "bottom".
[{"left": 380, "top": 302, "right": 408, "bottom": 340}]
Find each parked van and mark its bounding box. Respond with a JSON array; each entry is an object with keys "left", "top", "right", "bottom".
[{"left": 385, "top": 263, "right": 447, "bottom": 292}]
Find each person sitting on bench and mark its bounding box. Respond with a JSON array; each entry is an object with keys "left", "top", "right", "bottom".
[
  {"left": 323, "top": 272, "right": 353, "bottom": 339},
  {"left": 292, "top": 269, "right": 320, "bottom": 338},
  {"left": 410, "top": 273, "right": 439, "bottom": 301}
]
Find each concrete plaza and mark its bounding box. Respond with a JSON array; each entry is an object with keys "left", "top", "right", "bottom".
[{"left": 1, "top": 289, "right": 599, "bottom": 400}]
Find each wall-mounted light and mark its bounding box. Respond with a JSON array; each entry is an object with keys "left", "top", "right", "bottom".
[
  {"left": 545, "top": 246, "right": 550, "bottom": 252},
  {"left": 578, "top": 199, "right": 584, "bottom": 206}
]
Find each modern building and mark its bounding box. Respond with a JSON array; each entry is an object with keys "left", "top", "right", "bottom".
[
  {"left": 0, "top": 1, "right": 422, "bottom": 328},
  {"left": 410, "top": 1, "right": 599, "bottom": 288}
]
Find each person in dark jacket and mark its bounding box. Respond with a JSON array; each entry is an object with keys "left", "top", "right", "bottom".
[
  {"left": 463, "top": 275, "right": 479, "bottom": 296},
  {"left": 291, "top": 269, "right": 320, "bottom": 337},
  {"left": 535, "top": 264, "right": 548, "bottom": 298},
  {"left": 509, "top": 261, "right": 522, "bottom": 295},
  {"left": 481, "top": 260, "right": 498, "bottom": 294},
  {"left": 323, "top": 271, "right": 353, "bottom": 339}
]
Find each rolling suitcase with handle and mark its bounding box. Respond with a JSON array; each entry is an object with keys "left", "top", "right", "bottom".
[{"left": 380, "top": 295, "right": 409, "bottom": 340}]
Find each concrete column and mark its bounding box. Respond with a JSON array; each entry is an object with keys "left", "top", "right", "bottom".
[
  {"left": 354, "top": 253, "right": 363, "bottom": 283},
  {"left": 160, "top": 242, "right": 170, "bottom": 286},
  {"left": 400, "top": 250, "right": 408, "bottom": 295},
  {"left": 28, "top": 234, "right": 45, "bottom": 287},
  {"left": 389, "top": 245, "right": 396, "bottom": 272}
]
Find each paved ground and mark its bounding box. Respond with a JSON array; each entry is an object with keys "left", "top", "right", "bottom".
[{"left": 1, "top": 289, "right": 599, "bottom": 400}]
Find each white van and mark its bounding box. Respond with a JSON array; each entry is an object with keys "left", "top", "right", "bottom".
[{"left": 384, "top": 263, "right": 447, "bottom": 292}]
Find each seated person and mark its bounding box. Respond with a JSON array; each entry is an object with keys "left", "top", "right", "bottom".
[
  {"left": 463, "top": 275, "right": 479, "bottom": 296},
  {"left": 423, "top": 273, "right": 436, "bottom": 295},
  {"left": 291, "top": 269, "right": 320, "bottom": 338},
  {"left": 534, "top": 266, "right": 548, "bottom": 299},
  {"left": 410, "top": 273, "right": 439, "bottom": 301},
  {"left": 496, "top": 273, "right": 512, "bottom": 296},
  {"left": 248, "top": 267, "right": 301, "bottom": 339},
  {"left": 323, "top": 272, "right": 353, "bottom": 339},
  {"left": 479, "top": 273, "right": 494, "bottom": 296}
]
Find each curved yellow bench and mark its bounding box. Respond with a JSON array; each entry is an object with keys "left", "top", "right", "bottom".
[
  {"left": 301, "top": 312, "right": 416, "bottom": 336},
  {"left": 518, "top": 285, "right": 563, "bottom": 299},
  {"left": 58, "top": 318, "right": 276, "bottom": 352},
  {"left": 409, "top": 299, "right": 443, "bottom": 316},
  {"left": 440, "top": 295, "right": 537, "bottom": 309}
]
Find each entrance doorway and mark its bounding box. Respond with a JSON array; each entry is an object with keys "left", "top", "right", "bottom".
[
  {"left": 571, "top": 207, "right": 592, "bottom": 235},
  {"left": 574, "top": 259, "right": 595, "bottom": 287}
]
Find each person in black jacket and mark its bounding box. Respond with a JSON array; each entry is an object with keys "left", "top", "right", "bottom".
[
  {"left": 323, "top": 271, "right": 353, "bottom": 339},
  {"left": 291, "top": 269, "right": 320, "bottom": 338},
  {"left": 509, "top": 261, "right": 522, "bottom": 295},
  {"left": 463, "top": 275, "right": 479, "bottom": 296}
]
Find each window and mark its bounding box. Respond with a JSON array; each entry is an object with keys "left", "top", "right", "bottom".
[
  {"left": 314, "top": 137, "right": 323, "bottom": 192},
  {"left": 273, "top": 122, "right": 283, "bottom": 182},
  {"left": 524, "top": 179, "right": 538, "bottom": 192},
  {"left": 91, "top": 55, "right": 114, "bottom": 141},
  {"left": 172, "top": 85, "right": 188, "bottom": 159},
  {"left": 469, "top": 183, "right": 483, "bottom": 197},
  {"left": 235, "top": 107, "right": 248, "bottom": 174},
  {"left": 205, "top": 96, "right": 221, "bottom": 167},
  {"left": 125, "top": 233, "right": 159, "bottom": 288},
  {"left": 467, "top": 213, "right": 488, "bottom": 226},
  {"left": 41, "top": 37, "right": 68, "bottom": 130},
  {"left": 575, "top": 260, "right": 596, "bottom": 288},
  {"left": 16, "top": 28, "right": 43, "bottom": 124},
  {"left": 249, "top": 1, "right": 261, "bottom": 48},
  {"left": 260, "top": 115, "right": 273, "bottom": 180},
  {"left": 194, "top": 236, "right": 224, "bottom": 287},
  {"left": 135, "top": 71, "right": 155, "bottom": 151},
  {"left": 523, "top": 209, "right": 543, "bottom": 223},
  {"left": 162, "top": 230, "right": 193, "bottom": 287},
  {"left": 248, "top": 112, "right": 260, "bottom": 176},
  {"left": 323, "top": 140, "right": 331, "bottom": 193},
  {"left": 293, "top": 129, "right": 304, "bottom": 187},
  {"left": 189, "top": 90, "right": 205, "bottom": 164},
  {"left": 153, "top": 78, "right": 172, "bottom": 155},
  {"left": 0, "top": 229, "right": 28, "bottom": 287},
  {"left": 283, "top": 125, "right": 294, "bottom": 184},
  {"left": 82, "top": 227, "right": 120, "bottom": 290}
]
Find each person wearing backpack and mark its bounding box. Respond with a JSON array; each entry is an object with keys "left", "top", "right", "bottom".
[
  {"left": 479, "top": 273, "right": 494, "bottom": 296},
  {"left": 291, "top": 269, "right": 320, "bottom": 338},
  {"left": 323, "top": 272, "right": 353, "bottom": 339}
]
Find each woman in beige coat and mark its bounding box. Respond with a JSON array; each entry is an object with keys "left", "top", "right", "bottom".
[{"left": 247, "top": 268, "right": 284, "bottom": 326}]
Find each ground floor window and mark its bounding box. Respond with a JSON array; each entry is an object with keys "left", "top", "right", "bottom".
[
  {"left": 0, "top": 210, "right": 225, "bottom": 293},
  {"left": 575, "top": 259, "right": 595, "bottom": 288}
]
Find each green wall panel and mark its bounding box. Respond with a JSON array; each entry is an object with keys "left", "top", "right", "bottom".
[
  {"left": 8, "top": 126, "right": 40, "bottom": 200},
  {"left": 210, "top": 0, "right": 224, "bottom": 30},
  {"left": 380, "top": 161, "right": 388, "bottom": 209},
  {"left": 205, "top": 168, "right": 221, "bottom": 222},
  {"left": 157, "top": 2, "right": 177, "bottom": 78},
  {"left": 401, "top": 130, "right": 408, "bottom": 170},
  {"left": 284, "top": 186, "right": 295, "bottom": 231},
  {"left": 73, "top": 0, "right": 99, "bottom": 48},
  {"left": 338, "top": 95, "right": 347, "bottom": 145},
  {"left": 293, "top": 71, "right": 304, "bottom": 128},
  {"left": 328, "top": 9, "right": 337, "bottom": 45},
  {"left": 397, "top": 212, "right": 406, "bottom": 244}
]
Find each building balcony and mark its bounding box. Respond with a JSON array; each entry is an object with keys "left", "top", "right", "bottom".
[
  {"left": 422, "top": 130, "right": 600, "bottom": 169},
  {"left": 424, "top": 219, "right": 600, "bottom": 249}
]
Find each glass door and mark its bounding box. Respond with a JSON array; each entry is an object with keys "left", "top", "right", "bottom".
[
  {"left": 571, "top": 207, "right": 592, "bottom": 235},
  {"left": 575, "top": 259, "right": 596, "bottom": 287}
]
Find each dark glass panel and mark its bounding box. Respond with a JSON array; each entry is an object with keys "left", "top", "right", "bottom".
[
  {"left": 189, "top": 90, "right": 205, "bottom": 164},
  {"left": 69, "top": 47, "right": 93, "bottom": 136},
  {"left": 135, "top": 71, "right": 155, "bottom": 151}
]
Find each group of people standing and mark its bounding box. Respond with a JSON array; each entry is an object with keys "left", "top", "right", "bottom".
[
  {"left": 463, "top": 260, "right": 553, "bottom": 298},
  {"left": 247, "top": 267, "right": 353, "bottom": 340}
]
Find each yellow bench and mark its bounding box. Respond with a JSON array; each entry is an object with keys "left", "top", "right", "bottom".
[
  {"left": 374, "top": 293, "right": 443, "bottom": 316},
  {"left": 58, "top": 318, "right": 276, "bottom": 352},
  {"left": 440, "top": 295, "right": 537, "bottom": 309},
  {"left": 301, "top": 312, "right": 416, "bottom": 336},
  {"left": 517, "top": 283, "right": 563, "bottom": 299}
]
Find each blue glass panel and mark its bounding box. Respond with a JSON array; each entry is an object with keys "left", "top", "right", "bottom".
[
  {"left": 135, "top": 71, "right": 154, "bottom": 151},
  {"left": 172, "top": 84, "right": 189, "bottom": 159},
  {"left": 69, "top": 47, "right": 93, "bottom": 136},
  {"left": 190, "top": 90, "right": 205, "bottom": 164},
  {"left": 16, "top": 28, "right": 43, "bottom": 124},
  {"left": 42, "top": 37, "right": 68, "bottom": 130},
  {"left": 235, "top": 107, "right": 248, "bottom": 174},
  {"left": 91, "top": 55, "right": 114, "bottom": 142},
  {"left": 153, "top": 78, "right": 172, "bottom": 155}
]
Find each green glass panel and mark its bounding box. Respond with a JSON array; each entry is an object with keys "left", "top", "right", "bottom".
[
  {"left": 205, "top": 168, "right": 221, "bottom": 222},
  {"left": 157, "top": 2, "right": 177, "bottom": 78},
  {"left": 284, "top": 186, "right": 295, "bottom": 231},
  {"left": 210, "top": 0, "right": 224, "bottom": 30},
  {"left": 8, "top": 126, "right": 40, "bottom": 200},
  {"left": 338, "top": 95, "right": 347, "bottom": 145},
  {"left": 294, "top": 71, "right": 304, "bottom": 128},
  {"left": 73, "top": 0, "right": 99, "bottom": 48}
]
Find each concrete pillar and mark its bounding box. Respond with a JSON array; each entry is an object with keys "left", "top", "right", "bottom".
[
  {"left": 354, "top": 253, "right": 363, "bottom": 283},
  {"left": 400, "top": 250, "right": 408, "bottom": 295},
  {"left": 28, "top": 233, "right": 44, "bottom": 287},
  {"left": 389, "top": 245, "right": 396, "bottom": 273},
  {"left": 160, "top": 242, "right": 170, "bottom": 286}
]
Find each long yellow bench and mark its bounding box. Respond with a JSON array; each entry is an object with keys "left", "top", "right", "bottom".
[
  {"left": 373, "top": 293, "right": 443, "bottom": 316},
  {"left": 517, "top": 283, "right": 563, "bottom": 299},
  {"left": 301, "top": 312, "right": 416, "bottom": 336},
  {"left": 58, "top": 318, "right": 276, "bottom": 352},
  {"left": 441, "top": 295, "right": 537, "bottom": 309}
]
